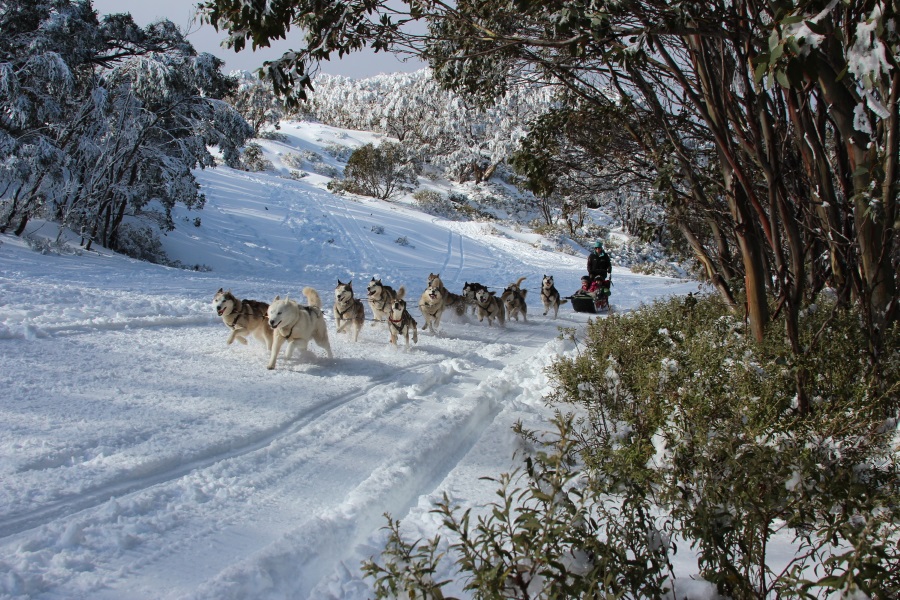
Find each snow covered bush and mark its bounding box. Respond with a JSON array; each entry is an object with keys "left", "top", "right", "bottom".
[
  {"left": 412, "top": 189, "right": 472, "bottom": 220},
  {"left": 113, "top": 224, "right": 171, "bottom": 264},
  {"left": 329, "top": 142, "right": 419, "bottom": 200},
  {"left": 240, "top": 143, "right": 273, "bottom": 172}
]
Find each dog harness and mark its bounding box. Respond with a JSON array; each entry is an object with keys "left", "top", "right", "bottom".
[{"left": 334, "top": 299, "right": 359, "bottom": 320}]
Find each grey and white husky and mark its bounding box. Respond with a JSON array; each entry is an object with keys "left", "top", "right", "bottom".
[
  {"left": 266, "top": 287, "right": 333, "bottom": 370},
  {"left": 333, "top": 280, "right": 366, "bottom": 342},
  {"left": 430, "top": 273, "right": 466, "bottom": 317},
  {"left": 213, "top": 288, "right": 274, "bottom": 350},
  {"left": 540, "top": 275, "right": 566, "bottom": 319},
  {"left": 474, "top": 288, "right": 506, "bottom": 327},
  {"left": 501, "top": 276, "right": 528, "bottom": 322},
  {"left": 366, "top": 277, "right": 405, "bottom": 326},
  {"left": 388, "top": 297, "right": 418, "bottom": 348}
]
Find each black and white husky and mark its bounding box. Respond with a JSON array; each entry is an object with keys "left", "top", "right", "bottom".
[
  {"left": 540, "top": 275, "right": 567, "bottom": 319},
  {"left": 213, "top": 288, "right": 274, "bottom": 350},
  {"left": 366, "top": 277, "right": 405, "bottom": 326},
  {"left": 462, "top": 281, "right": 488, "bottom": 316},
  {"left": 388, "top": 297, "right": 418, "bottom": 348},
  {"left": 266, "top": 287, "right": 333, "bottom": 370},
  {"left": 501, "top": 277, "right": 528, "bottom": 322},
  {"left": 474, "top": 288, "right": 506, "bottom": 327},
  {"left": 333, "top": 280, "right": 366, "bottom": 342}
]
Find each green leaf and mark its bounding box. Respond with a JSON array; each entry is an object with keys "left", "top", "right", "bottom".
[
  {"left": 771, "top": 43, "right": 784, "bottom": 61},
  {"left": 804, "top": 19, "right": 827, "bottom": 35},
  {"left": 775, "top": 69, "right": 791, "bottom": 88}
]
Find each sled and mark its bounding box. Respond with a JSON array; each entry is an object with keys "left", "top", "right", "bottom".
[
  {"left": 570, "top": 293, "right": 609, "bottom": 314},
  {"left": 570, "top": 294, "right": 595, "bottom": 313}
]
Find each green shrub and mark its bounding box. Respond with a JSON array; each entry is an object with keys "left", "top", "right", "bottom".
[
  {"left": 549, "top": 294, "right": 899, "bottom": 599},
  {"left": 364, "top": 294, "right": 899, "bottom": 599}
]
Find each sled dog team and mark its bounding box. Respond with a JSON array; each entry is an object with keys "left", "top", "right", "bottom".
[{"left": 212, "top": 273, "right": 568, "bottom": 370}]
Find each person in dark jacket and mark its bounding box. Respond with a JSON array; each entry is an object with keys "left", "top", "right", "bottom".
[{"left": 587, "top": 241, "right": 611, "bottom": 281}]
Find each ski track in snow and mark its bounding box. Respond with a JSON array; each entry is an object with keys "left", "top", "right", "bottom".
[{"left": 0, "top": 121, "right": 702, "bottom": 599}]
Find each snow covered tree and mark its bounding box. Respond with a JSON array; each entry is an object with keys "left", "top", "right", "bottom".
[
  {"left": 0, "top": 1, "right": 252, "bottom": 253},
  {"left": 227, "top": 71, "right": 284, "bottom": 135},
  {"left": 300, "top": 70, "right": 553, "bottom": 184},
  {"left": 331, "top": 141, "right": 420, "bottom": 200}
]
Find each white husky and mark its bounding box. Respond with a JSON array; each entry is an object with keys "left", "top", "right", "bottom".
[
  {"left": 418, "top": 285, "right": 445, "bottom": 333},
  {"left": 266, "top": 287, "right": 333, "bottom": 370}
]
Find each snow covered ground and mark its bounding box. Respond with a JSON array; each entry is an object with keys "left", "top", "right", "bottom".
[{"left": 0, "top": 122, "right": 700, "bottom": 599}]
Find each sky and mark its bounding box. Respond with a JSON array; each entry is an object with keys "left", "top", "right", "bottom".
[
  {"left": 89, "top": 0, "right": 425, "bottom": 79},
  {"left": 0, "top": 120, "right": 719, "bottom": 599}
]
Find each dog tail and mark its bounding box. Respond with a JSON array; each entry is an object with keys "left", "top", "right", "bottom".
[
  {"left": 396, "top": 285, "right": 406, "bottom": 300},
  {"left": 302, "top": 286, "right": 322, "bottom": 309},
  {"left": 513, "top": 276, "right": 526, "bottom": 287}
]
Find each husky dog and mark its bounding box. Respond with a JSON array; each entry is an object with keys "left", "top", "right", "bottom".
[
  {"left": 388, "top": 297, "right": 418, "bottom": 347},
  {"left": 427, "top": 272, "right": 446, "bottom": 293},
  {"left": 213, "top": 288, "right": 274, "bottom": 350},
  {"left": 501, "top": 277, "right": 528, "bottom": 322},
  {"left": 462, "top": 281, "right": 488, "bottom": 316},
  {"left": 418, "top": 285, "right": 445, "bottom": 333},
  {"left": 540, "top": 275, "right": 567, "bottom": 319},
  {"left": 367, "top": 277, "right": 405, "bottom": 326},
  {"left": 429, "top": 273, "right": 466, "bottom": 317},
  {"left": 266, "top": 287, "right": 333, "bottom": 370},
  {"left": 333, "top": 280, "right": 366, "bottom": 342},
  {"left": 474, "top": 288, "right": 506, "bottom": 327}
]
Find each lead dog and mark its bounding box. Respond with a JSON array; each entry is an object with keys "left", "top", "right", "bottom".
[
  {"left": 333, "top": 280, "right": 366, "bottom": 342},
  {"left": 540, "top": 275, "right": 566, "bottom": 319},
  {"left": 367, "top": 277, "right": 405, "bottom": 326},
  {"left": 474, "top": 288, "right": 506, "bottom": 327},
  {"left": 213, "top": 288, "right": 274, "bottom": 350},
  {"left": 388, "top": 297, "right": 418, "bottom": 347},
  {"left": 418, "top": 285, "right": 445, "bottom": 333},
  {"left": 266, "top": 287, "right": 333, "bottom": 370},
  {"left": 501, "top": 277, "right": 528, "bottom": 322}
]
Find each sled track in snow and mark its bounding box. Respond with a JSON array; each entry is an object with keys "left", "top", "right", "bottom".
[
  {"left": 0, "top": 367, "right": 409, "bottom": 540},
  {"left": 439, "top": 229, "right": 467, "bottom": 285}
]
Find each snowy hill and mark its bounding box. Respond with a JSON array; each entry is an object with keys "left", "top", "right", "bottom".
[{"left": 0, "top": 121, "right": 702, "bottom": 599}]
